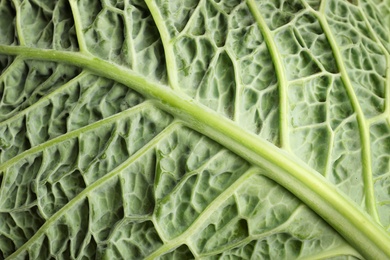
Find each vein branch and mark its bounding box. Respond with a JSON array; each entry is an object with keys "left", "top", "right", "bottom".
[
  {"left": 5, "top": 121, "right": 179, "bottom": 259},
  {"left": 357, "top": 2, "right": 390, "bottom": 125},
  {"left": 245, "top": 0, "right": 289, "bottom": 150},
  {"left": 12, "top": 0, "right": 26, "bottom": 46},
  {"left": 146, "top": 167, "right": 257, "bottom": 259},
  {"left": 0, "top": 101, "right": 155, "bottom": 172},
  {"left": 315, "top": 1, "right": 379, "bottom": 222},
  {"left": 69, "top": 0, "right": 89, "bottom": 54},
  {"left": 144, "top": 0, "right": 180, "bottom": 91}
]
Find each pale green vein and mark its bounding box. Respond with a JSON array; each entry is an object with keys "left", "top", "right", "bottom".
[
  {"left": 358, "top": 2, "right": 390, "bottom": 127},
  {"left": 323, "top": 127, "right": 335, "bottom": 178},
  {"left": 144, "top": 0, "right": 180, "bottom": 91},
  {"left": 123, "top": 2, "right": 137, "bottom": 70},
  {"left": 101, "top": 1, "right": 124, "bottom": 14},
  {"left": 11, "top": 0, "right": 26, "bottom": 46},
  {"left": 322, "top": 75, "right": 336, "bottom": 179},
  {"left": 196, "top": 204, "right": 305, "bottom": 258},
  {"left": 152, "top": 149, "right": 241, "bottom": 243},
  {"left": 194, "top": 49, "right": 222, "bottom": 99},
  {"left": 0, "top": 45, "right": 389, "bottom": 259},
  {"left": 0, "top": 71, "right": 87, "bottom": 127},
  {"left": 378, "top": 200, "right": 390, "bottom": 206},
  {"left": 316, "top": 0, "right": 379, "bottom": 223},
  {"left": 246, "top": 0, "right": 289, "bottom": 150},
  {"left": 198, "top": 203, "right": 362, "bottom": 259},
  {"left": 0, "top": 55, "right": 22, "bottom": 82},
  {"left": 0, "top": 101, "right": 155, "bottom": 172},
  {"left": 174, "top": 0, "right": 203, "bottom": 39},
  {"left": 156, "top": 149, "right": 235, "bottom": 213},
  {"left": 225, "top": 48, "right": 242, "bottom": 122},
  {"left": 104, "top": 216, "right": 154, "bottom": 247},
  {"left": 288, "top": 71, "right": 331, "bottom": 85},
  {"left": 298, "top": 245, "right": 362, "bottom": 260},
  {"left": 69, "top": 0, "right": 89, "bottom": 53},
  {"left": 5, "top": 122, "right": 179, "bottom": 259},
  {"left": 146, "top": 167, "right": 258, "bottom": 259}
]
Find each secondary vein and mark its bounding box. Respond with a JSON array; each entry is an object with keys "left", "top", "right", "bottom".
[
  {"left": 246, "top": 0, "right": 289, "bottom": 150},
  {"left": 316, "top": 0, "right": 379, "bottom": 222},
  {"left": 144, "top": 0, "right": 180, "bottom": 91}
]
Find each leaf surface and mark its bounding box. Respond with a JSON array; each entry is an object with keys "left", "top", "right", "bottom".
[{"left": 0, "top": 0, "right": 389, "bottom": 259}]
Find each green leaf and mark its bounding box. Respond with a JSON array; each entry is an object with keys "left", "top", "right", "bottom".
[{"left": 0, "top": 0, "right": 389, "bottom": 259}]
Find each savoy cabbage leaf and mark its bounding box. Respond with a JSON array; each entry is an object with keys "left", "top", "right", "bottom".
[{"left": 0, "top": 0, "right": 389, "bottom": 259}]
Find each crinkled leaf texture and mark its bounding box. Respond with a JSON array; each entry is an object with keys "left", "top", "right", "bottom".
[{"left": 0, "top": 0, "right": 389, "bottom": 259}]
